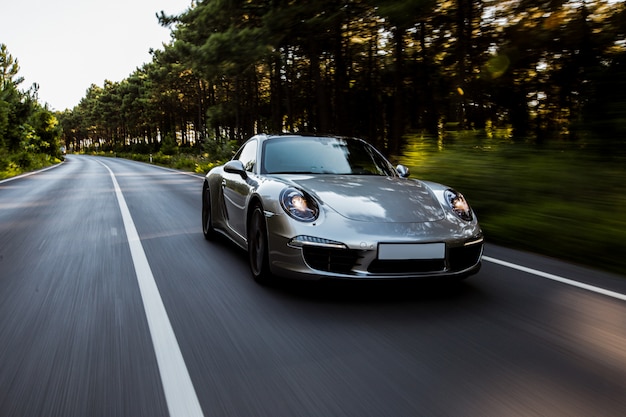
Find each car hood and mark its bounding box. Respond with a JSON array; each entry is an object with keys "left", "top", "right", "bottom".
[{"left": 285, "top": 175, "right": 446, "bottom": 223}]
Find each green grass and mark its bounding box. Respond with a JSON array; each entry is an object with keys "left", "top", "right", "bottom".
[
  {"left": 0, "top": 152, "right": 63, "bottom": 180},
  {"left": 397, "top": 133, "right": 626, "bottom": 275}
]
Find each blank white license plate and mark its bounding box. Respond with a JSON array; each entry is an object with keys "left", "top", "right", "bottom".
[{"left": 378, "top": 243, "right": 445, "bottom": 260}]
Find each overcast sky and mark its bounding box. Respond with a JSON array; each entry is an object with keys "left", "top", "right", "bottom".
[{"left": 1, "top": 0, "right": 192, "bottom": 111}]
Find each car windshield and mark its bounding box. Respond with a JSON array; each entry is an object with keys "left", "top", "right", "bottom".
[{"left": 261, "top": 136, "right": 396, "bottom": 176}]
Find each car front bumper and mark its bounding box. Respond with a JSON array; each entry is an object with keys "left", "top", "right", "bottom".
[{"left": 265, "top": 212, "right": 484, "bottom": 281}]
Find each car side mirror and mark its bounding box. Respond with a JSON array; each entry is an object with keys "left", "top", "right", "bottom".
[
  {"left": 224, "top": 160, "right": 248, "bottom": 179},
  {"left": 396, "top": 164, "right": 410, "bottom": 178}
]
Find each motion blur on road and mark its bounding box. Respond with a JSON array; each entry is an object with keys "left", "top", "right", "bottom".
[{"left": 1, "top": 155, "right": 626, "bottom": 417}]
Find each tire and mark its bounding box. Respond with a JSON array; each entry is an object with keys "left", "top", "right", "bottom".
[
  {"left": 202, "top": 182, "right": 216, "bottom": 240},
  {"left": 248, "top": 204, "right": 274, "bottom": 285}
]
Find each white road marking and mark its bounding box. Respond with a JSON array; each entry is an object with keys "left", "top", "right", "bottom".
[
  {"left": 0, "top": 160, "right": 64, "bottom": 184},
  {"left": 483, "top": 256, "right": 626, "bottom": 302},
  {"left": 99, "top": 161, "right": 205, "bottom": 417}
]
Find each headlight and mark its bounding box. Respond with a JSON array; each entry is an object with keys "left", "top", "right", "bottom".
[
  {"left": 444, "top": 189, "right": 473, "bottom": 221},
  {"left": 288, "top": 236, "right": 347, "bottom": 249},
  {"left": 280, "top": 188, "right": 319, "bottom": 222}
]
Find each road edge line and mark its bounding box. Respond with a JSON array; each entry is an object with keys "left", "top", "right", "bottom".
[
  {"left": 483, "top": 256, "right": 626, "bottom": 302},
  {"left": 0, "top": 160, "right": 65, "bottom": 184}
]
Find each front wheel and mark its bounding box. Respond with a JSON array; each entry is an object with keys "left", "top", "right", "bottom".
[
  {"left": 248, "top": 204, "right": 274, "bottom": 285},
  {"left": 202, "top": 182, "right": 216, "bottom": 240}
]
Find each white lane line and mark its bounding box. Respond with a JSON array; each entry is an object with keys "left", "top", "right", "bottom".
[
  {"left": 0, "top": 160, "right": 64, "bottom": 184},
  {"left": 99, "top": 161, "right": 205, "bottom": 417},
  {"left": 483, "top": 256, "right": 626, "bottom": 302}
]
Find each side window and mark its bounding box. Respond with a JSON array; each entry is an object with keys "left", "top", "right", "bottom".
[{"left": 235, "top": 140, "right": 258, "bottom": 173}]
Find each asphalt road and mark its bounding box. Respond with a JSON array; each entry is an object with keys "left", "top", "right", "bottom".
[{"left": 1, "top": 154, "right": 626, "bottom": 417}]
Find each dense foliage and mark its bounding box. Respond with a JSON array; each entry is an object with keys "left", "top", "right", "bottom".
[
  {"left": 56, "top": 0, "right": 625, "bottom": 155},
  {"left": 0, "top": 44, "right": 63, "bottom": 179},
  {"left": 399, "top": 133, "right": 626, "bottom": 275}
]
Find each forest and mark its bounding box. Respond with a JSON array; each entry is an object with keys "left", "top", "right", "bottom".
[
  {"left": 55, "top": 0, "right": 625, "bottom": 156},
  {"left": 0, "top": 44, "right": 63, "bottom": 178}
]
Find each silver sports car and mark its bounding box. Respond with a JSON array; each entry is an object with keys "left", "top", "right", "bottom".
[{"left": 202, "top": 134, "right": 483, "bottom": 284}]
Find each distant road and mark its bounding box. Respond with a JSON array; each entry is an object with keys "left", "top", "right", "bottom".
[{"left": 1, "top": 154, "right": 626, "bottom": 416}]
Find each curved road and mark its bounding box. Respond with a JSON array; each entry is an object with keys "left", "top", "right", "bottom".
[{"left": 1, "top": 155, "right": 625, "bottom": 416}]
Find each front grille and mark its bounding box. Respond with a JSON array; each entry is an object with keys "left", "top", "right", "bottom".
[
  {"left": 301, "top": 242, "right": 482, "bottom": 275},
  {"left": 448, "top": 244, "right": 482, "bottom": 271},
  {"left": 302, "top": 246, "right": 360, "bottom": 273},
  {"left": 368, "top": 259, "right": 446, "bottom": 274}
]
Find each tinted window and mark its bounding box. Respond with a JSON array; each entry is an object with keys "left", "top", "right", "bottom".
[{"left": 262, "top": 137, "right": 395, "bottom": 176}]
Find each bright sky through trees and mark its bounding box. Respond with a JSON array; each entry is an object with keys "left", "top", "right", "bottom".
[{"left": 0, "top": 0, "right": 191, "bottom": 111}]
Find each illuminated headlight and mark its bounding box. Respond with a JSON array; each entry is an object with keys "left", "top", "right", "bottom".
[
  {"left": 444, "top": 189, "right": 473, "bottom": 221},
  {"left": 280, "top": 188, "right": 319, "bottom": 222}
]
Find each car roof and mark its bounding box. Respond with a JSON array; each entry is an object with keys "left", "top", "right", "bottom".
[{"left": 250, "top": 133, "right": 364, "bottom": 143}]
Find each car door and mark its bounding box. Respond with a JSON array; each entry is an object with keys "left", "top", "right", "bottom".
[{"left": 222, "top": 139, "right": 258, "bottom": 239}]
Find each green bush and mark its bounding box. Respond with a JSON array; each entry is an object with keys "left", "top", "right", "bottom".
[
  {"left": 161, "top": 135, "right": 178, "bottom": 156},
  {"left": 12, "top": 151, "right": 34, "bottom": 168},
  {"left": 0, "top": 152, "right": 62, "bottom": 179},
  {"left": 398, "top": 134, "right": 626, "bottom": 275}
]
